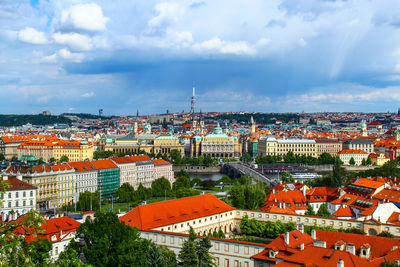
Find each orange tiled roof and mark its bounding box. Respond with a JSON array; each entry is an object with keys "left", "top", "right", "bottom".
[
  {"left": 333, "top": 206, "right": 355, "bottom": 218},
  {"left": 338, "top": 149, "right": 368, "bottom": 155},
  {"left": 351, "top": 178, "right": 385, "bottom": 189},
  {"left": 0, "top": 176, "right": 37, "bottom": 191},
  {"left": 90, "top": 159, "right": 118, "bottom": 170},
  {"left": 153, "top": 158, "right": 172, "bottom": 166},
  {"left": 120, "top": 194, "right": 235, "bottom": 230}
]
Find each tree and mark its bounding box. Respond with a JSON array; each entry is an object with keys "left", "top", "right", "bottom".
[
  {"left": 179, "top": 227, "right": 199, "bottom": 267},
  {"left": 56, "top": 246, "right": 85, "bottom": 267},
  {"left": 197, "top": 237, "right": 215, "bottom": 267},
  {"left": 11, "top": 156, "right": 17, "bottom": 161},
  {"left": 0, "top": 210, "right": 46, "bottom": 266},
  {"left": 366, "top": 157, "right": 372, "bottom": 165},
  {"left": 59, "top": 155, "right": 69, "bottom": 163},
  {"left": 381, "top": 261, "right": 398, "bottom": 267},
  {"left": 191, "top": 177, "right": 202, "bottom": 187},
  {"left": 281, "top": 171, "right": 294, "bottom": 183},
  {"left": 230, "top": 178, "right": 266, "bottom": 210},
  {"left": 174, "top": 172, "right": 191, "bottom": 189},
  {"left": 115, "top": 183, "right": 136, "bottom": 202},
  {"left": 170, "top": 149, "right": 182, "bottom": 164},
  {"left": 203, "top": 155, "right": 213, "bottom": 167},
  {"left": 77, "top": 191, "right": 100, "bottom": 211},
  {"left": 318, "top": 152, "right": 334, "bottom": 164},
  {"left": 316, "top": 204, "right": 332, "bottom": 217},
  {"left": 0, "top": 153, "right": 4, "bottom": 161},
  {"left": 25, "top": 238, "right": 52, "bottom": 265},
  {"left": 377, "top": 231, "right": 394, "bottom": 238},
  {"left": 70, "top": 212, "right": 150, "bottom": 266},
  {"left": 176, "top": 188, "right": 200, "bottom": 198},
  {"left": 151, "top": 177, "right": 172, "bottom": 197},
  {"left": 137, "top": 183, "right": 151, "bottom": 201},
  {"left": 349, "top": 157, "right": 356, "bottom": 166},
  {"left": 159, "top": 245, "right": 177, "bottom": 267},
  {"left": 305, "top": 205, "right": 316, "bottom": 216},
  {"left": 145, "top": 242, "right": 165, "bottom": 267},
  {"left": 49, "top": 157, "right": 56, "bottom": 163},
  {"left": 38, "top": 157, "right": 44, "bottom": 164},
  {"left": 241, "top": 153, "right": 252, "bottom": 164},
  {"left": 332, "top": 157, "right": 343, "bottom": 187},
  {"left": 362, "top": 158, "right": 366, "bottom": 165}
]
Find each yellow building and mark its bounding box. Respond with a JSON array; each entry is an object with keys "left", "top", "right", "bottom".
[
  {"left": 17, "top": 138, "right": 94, "bottom": 162},
  {"left": 258, "top": 136, "right": 317, "bottom": 157},
  {"left": 105, "top": 134, "right": 184, "bottom": 156},
  {"left": 368, "top": 153, "right": 390, "bottom": 166}
]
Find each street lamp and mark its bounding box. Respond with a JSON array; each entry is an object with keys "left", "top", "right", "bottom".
[{"left": 78, "top": 233, "right": 86, "bottom": 263}]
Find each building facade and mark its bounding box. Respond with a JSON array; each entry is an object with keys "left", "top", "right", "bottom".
[
  {"left": 153, "top": 158, "right": 174, "bottom": 185},
  {"left": 343, "top": 139, "right": 374, "bottom": 154},
  {"left": 90, "top": 159, "right": 120, "bottom": 198},
  {"left": 338, "top": 149, "right": 369, "bottom": 165},
  {"left": 67, "top": 161, "right": 98, "bottom": 195},
  {"left": 258, "top": 136, "right": 317, "bottom": 157},
  {"left": 315, "top": 139, "right": 342, "bottom": 157},
  {"left": 0, "top": 176, "right": 37, "bottom": 218}
]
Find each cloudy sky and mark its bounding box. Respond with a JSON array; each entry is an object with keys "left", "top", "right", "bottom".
[{"left": 1, "top": 0, "right": 400, "bottom": 115}]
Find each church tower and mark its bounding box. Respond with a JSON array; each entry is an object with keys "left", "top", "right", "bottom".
[
  {"left": 361, "top": 120, "right": 368, "bottom": 137},
  {"left": 250, "top": 116, "right": 256, "bottom": 134}
]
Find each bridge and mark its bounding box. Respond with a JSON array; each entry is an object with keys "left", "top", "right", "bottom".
[{"left": 223, "top": 162, "right": 277, "bottom": 186}]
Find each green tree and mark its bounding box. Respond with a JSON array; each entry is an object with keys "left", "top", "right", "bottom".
[
  {"left": 11, "top": 156, "right": 17, "bottom": 161},
  {"left": 151, "top": 177, "right": 172, "bottom": 197},
  {"left": 349, "top": 157, "right": 356, "bottom": 166},
  {"left": 170, "top": 149, "right": 182, "bottom": 164},
  {"left": 0, "top": 210, "right": 47, "bottom": 266},
  {"left": 197, "top": 236, "right": 215, "bottom": 267},
  {"left": 316, "top": 203, "right": 332, "bottom": 217},
  {"left": 71, "top": 212, "right": 150, "bottom": 266},
  {"left": 366, "top": 157, "right": 372, "bottom": 165},
  {"left": 56, "top": 246, "right": 85, "bottom": 267},
  {"left": 174, "top": 172, "right": 191, "bottom": 189},
  {"left": 318, "top": 152, "right": 334, "bottom": 164},
  {"left": 362, "top": 158, "right": 366, "bottom": 165},
  {"left": 49, "top": 157, "right": 56, "bottom": 163},
  {"left": 77, "top": 191, "right": 100, "bottom": 211},
  {"left": 0, "top": 153, "right": 4, "bottom": 161},
  {"left": 305, "top": 205, "right": 316, "bottom": 216},
  {"left": 159, "top": 245, "right": 177, "bottom": 267},
  {"left": 240, "top": 153, "right": 252, "bottom": 164},
  {"left": 23, "top": 238, "right": 52, "bottom": 266},
  {"left": 332, "top": 157, "right": 343, "bottom": 187},
  {"left": 179, "top": 227, "right": 199, "bottom": 267},
  {"left": 381, "top": 261, "right": 398, "bottom": 267},
  {"left": 59, "top": 155, "right": 69, "bottom": 163},
  {"left": 115, "top": 183, "right": 136, "bottom": 202},
  {"left": 377, "top": 231, "right": 394, "bottom": 238},
  {"left": 284, "top": 151, "right": 296, "bottom": 163},
  {"left": 38, "top": 157, "right": 44, "bottom": 164},
  {"left": 230, "top": 178, "right": 266, "bottom": 210},
  {"left": 137, "top": 183, "right": 151, "bottom": 201},
  {"left": 203, "top": 155, "right": 213, "bottom": 166},
  {"left": 191, "top": 177, "right": 203, "bottom": 187},
  {"left": 281, "top": 171, "right": 294, "bottom": 183},
  {"left": 145, "top": 242, "right": 165, "bottom": 267}
]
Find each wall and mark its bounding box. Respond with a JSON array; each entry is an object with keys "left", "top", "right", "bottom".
[
  {"left": 140, "top": 230, "right": 265, "bottom": 267},
  {"left": 173, "top": 165, "right": 221, "bottom": 174}
]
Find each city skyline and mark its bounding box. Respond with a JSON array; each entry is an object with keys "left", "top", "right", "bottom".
[{"left": 1, "top": 0, "right": 400, "bottom": 115}]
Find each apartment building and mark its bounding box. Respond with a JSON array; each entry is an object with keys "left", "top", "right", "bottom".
[
  {"left": 153, "top": 158, "right": 174, "bottom": 185},
  {"left": 338, "top": 149, "right": 369, "bottom": 165},
  {"left": 343, "top": 138, "right": 374, "bottom": 154},
  {"left": 67, "top": 161, "right": 98, "bottom": 195},
  {"left": 258, "top": 136, "right": 317, "bottom": 157},
  {"left": 315, "top": 139, "right": 342, "bottom": 157},
  {"left": 0, "top": 175, "right": 37, "bottom": 218},
  {"left": 90, "top": 159, "right": 120, "bottom": 198}
]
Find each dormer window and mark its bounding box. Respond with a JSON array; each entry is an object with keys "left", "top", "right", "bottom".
[{"left": 269, "top": 249, "right": 276, "bottom": 258}]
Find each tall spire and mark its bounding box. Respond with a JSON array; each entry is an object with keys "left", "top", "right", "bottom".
[{"left": 191, "top": 81, "right": 196, "bottom": 115}]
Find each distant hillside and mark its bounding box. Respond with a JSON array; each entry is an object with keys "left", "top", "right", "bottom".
[
  {"left": 208, "top": 113, "right": 300, "bottom": 124},
  {"left": 61, "top": 113, "right": 105, "bottom": 120},
  {"left": 0, "top": 114, "right": 72, "bottom": 127}
]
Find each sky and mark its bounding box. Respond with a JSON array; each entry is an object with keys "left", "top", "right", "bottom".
[{"left": 1, "top": 0, "right": 400, "bottom": 115}]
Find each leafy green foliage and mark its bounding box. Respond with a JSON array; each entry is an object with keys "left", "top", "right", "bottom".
[
  {"left": 151, "top": 177, "right": 172, "bottom": 197},
  {"left": 240, "top": 216, "right": 295, "bottom": 238},
  {"left": 179, "top": 227, "right": 215, "bottom": 267},
  {"left": 304, "top": 224, "right": 365, "bottom": 235},
  {"left": 59, "top": 155, "right": 69, "bottom": 163},
  {"left": 71, "top": 212, "right": 150, "bottom": 266},
  {"left": 377, "top": 231, "right": 394, "bottom": 238},
  {"left": 55, "top": 246, "right": 86, "bottom": 267},
  {"left": 77, "top": 191, "right": 100, "bottom": 211},
  {"left": 256, "top": 151, "right": 336, "bottom": 165},
  {"left": 93, "top": 150, "right": 114, "bottom": 159},
  {"left": 159, "top": 245, "right": 177, "bottom": 267},
  {"left": 316, "top": 204, "right": 332, "bottom": 217},
  {"left": 25, "top": 238, "right": 52, "bottom": 265},
  {"left": 145, "top": 242, "right": 165, "bottom": 267},
  {"left": 240, "top": 153, "right": 252, "bottom": 164},
  {"left": 281, "top": 171, "right": 294, "bottom": 183},
  {"left": 381, "top": 261, "right": 399, "bottom": 267},
  {"left": 191, "top": 177, "right": 203, "bottom": 187},
  {"left": 305, "top": 205, "right": 316, "bottom": 216},
  {"left": 229, "top": 177, "right": 266, "bottom": 210},
  {"left": 0, "top": 153, "right": 5, "bottom": 161},
  {"left": 174, "top": 170, "right": 191, "bottom": 189},
  {"left": 332, "top": 157, "right": 344, "bottom": 187},
  {"left": 0, "top": 114, "right": 71, "bottom": 126},
  {"left": 115, "top": 183, "right": 136, "bottom": 203},
  {"left": 176, "top": 187, "right": 200, "bottom": 198},
  {"left": 349, "top": 157, "right": 356, "bottom": 165}
]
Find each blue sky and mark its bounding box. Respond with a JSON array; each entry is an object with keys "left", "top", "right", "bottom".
[{"left": 1, "top": 0, "right": 400, "bottom": 115}]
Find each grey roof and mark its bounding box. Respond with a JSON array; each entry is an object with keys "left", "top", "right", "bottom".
[{"left": 346, "top": 138, "right": 374, "bottom": 144}]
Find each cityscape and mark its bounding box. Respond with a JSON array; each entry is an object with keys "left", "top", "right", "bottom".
[{"left": 2, "top": 0, "right": 400, "bottom": 267}]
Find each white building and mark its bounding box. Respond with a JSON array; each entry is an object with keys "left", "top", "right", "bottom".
[
  {"left": 110, "top": 156, "right": 137, "bottom": 187},
  {"left": 67, "top": 161, "right": 98, "bottom": 197},
  {"left": 258, "top": 136, "right": 317, "bottom": 157},
  {"left": 1, "top": 175, "right": 37, "bottom": 220},
  {"left": 153, "top": 158, "right": 174, "bottom": 185},
  {"left": 338, "top": 149, "right": 369, "bottom": 165}
]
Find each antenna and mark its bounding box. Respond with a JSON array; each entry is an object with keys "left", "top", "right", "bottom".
[{"left": 191, "top": 81, "right": 196, "bottom": 115}]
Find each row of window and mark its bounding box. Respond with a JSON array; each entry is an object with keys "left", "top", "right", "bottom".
[
  {"left": 3, "top": 190, "right": 34, "bottom": 199},
  {"left": 7, "top": 200, "right": 34, "bottom": 208}
]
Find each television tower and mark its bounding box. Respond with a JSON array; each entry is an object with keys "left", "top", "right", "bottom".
[{"left": 190, "top": 81, "right": 196, "bottom": 115}]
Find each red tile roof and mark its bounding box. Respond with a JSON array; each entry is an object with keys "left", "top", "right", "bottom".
[
  {"left": 333, "top": 206, "right": 355, "bottom": 218},
  {"left": 120, "top": 194, "right": 235, "bottom": 230},
  {"left": 90, "top": 159, "right": 118, "bottom": 170},
  {"left": 339, "top": 149, "right": 368, "bottom": 154},
  {"left": 1, "top": 176, "right": 37, "bottom": 191},
  {"left": 153, "top": 158, "right": 172, "bottom": 166},
  {"left": 352, "top": 178, "right": 385, "bottom": 189},
  {"left": 67, "top": 161, "right": 97, "bottom": 172}
]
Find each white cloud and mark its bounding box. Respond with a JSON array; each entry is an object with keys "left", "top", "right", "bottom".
[
  {"left": 17, "top": 27, "right": 47, "bottom": 44},
  {"left": 53, "top": 32, "right": 92, "bottom": 51},
  {"left": 41, "top": 48, "right": 84, "bottom": 63},
  {"left": 60, "top": 3, "right": 108, "bottom": 32},
  {"left": 193, "top": 37, "right": 255, "bottom": 55},
  {"left": 146, "top": 2, "right": 185, "bottom": 35},
  {"left": 81, "top": 92, "right": 95, "bottom": 98}
]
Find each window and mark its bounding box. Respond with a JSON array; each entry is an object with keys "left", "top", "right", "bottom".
[
  {"left": 23, "top": 192, "right": 26, "bottom": 197},
  {"left": 8, "top": 202, "right": 11, "bottom": 208},
  {"left": 8, "top": 192, "right": 11, "bottom": 198}
]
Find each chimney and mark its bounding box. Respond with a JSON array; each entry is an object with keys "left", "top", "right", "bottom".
[
  {"left": 311, "top": 229, "right": 316, "bottom": 239},
  {"left": 337, "top": 259, "right": 344, "bottom": 267},
  {"left": 298, "top": 224, "right": 304, "bottom": 234},
  {"left": 2, "top": 176, "right": 8, "bottom": 181},
  {"left": 283, "top": 202, "right": 286, "bottom": 209},
  {"left": 346, "top": 244, "right": 355, "bottom": 255},
  {"left": 284, "top": 232, "right": 290, "bottom": 245},
  {"left": 302, "top": 186, "right": 306, "bottom": 196},
  {"left": 17, "top": 175, "right": 22, "bottom": 181},
  {"left": 299, "top": 243, "right": 304, "bottom": 250}
]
